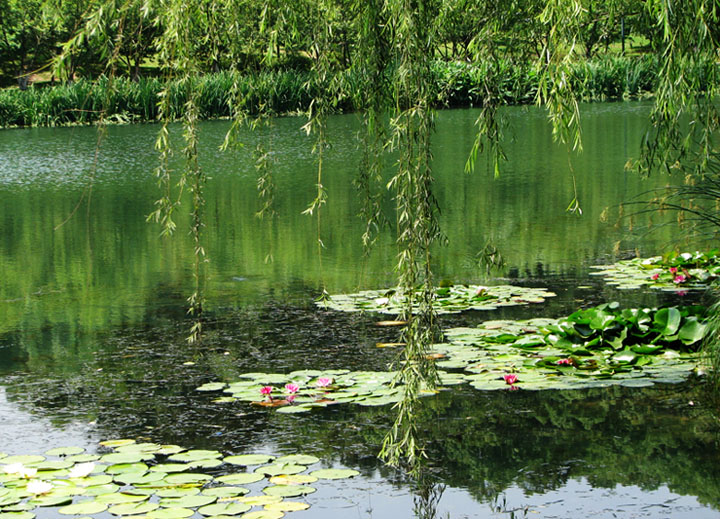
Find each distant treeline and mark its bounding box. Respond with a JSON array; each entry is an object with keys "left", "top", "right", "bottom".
[{"left": 0, "top": 56, "right": 660, "bottom": 128}]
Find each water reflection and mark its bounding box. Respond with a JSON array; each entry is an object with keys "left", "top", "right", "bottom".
[{"left": 1, "top": 103, "right": 720, "bottom": 517}]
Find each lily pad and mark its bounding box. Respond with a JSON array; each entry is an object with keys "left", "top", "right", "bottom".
[
  {"left": 309, "top": 469, "right": 360, "bottom": 480},
  {"left": 108, "top": 501, "right": 160, "bottom": 515},
  {"left": 223, "top": 455, "right": 275, "bottom": 466},
  {"left": 58, "top": 500, "right": 109, "bottom": 515},
  {"left": 275, "top": 454, "right": 320, "bottom": 465},
  {"left": 99, "top": 439, "right": 136, "bottom": 448},
  {"left": 45, "top": 447, "right": 85, "bottom": 457},
  {"left": 147, "top": 507, "right": 195, "bottom": 518},
  {"left": 168, "top": 450, "right": 222, "bottom": 463},
  {"left": 201, "top": 487, "right": 250, "bottom": 498},
  {"left": 216, "top": 473, "right": 264, "bottom": 485},
  {"left": 197, "top": 502, "right": 252, "bottom": 516},
  {"left": 268, "top": 474, "right": 318, "bottom": 485},
  {"left": 163, "top": 473, "right": 213, "bottom": 485},
  {"left": 158, "top": 495, "right": 216, "bottom": 508},
  {"left": 254, "top": 464, "right": 306, "bottom": 477},
  {"left": 262, "top": 485, "right": 315, "bottom": 497},
  {"left": 237, "top": 495, "right": 282, "bottom": 506}
]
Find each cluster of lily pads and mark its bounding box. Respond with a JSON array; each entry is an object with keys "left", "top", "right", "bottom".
[
  {"left": 197, "top": 303, "right": 708, "bottom": 406},
  {"left": 0, "top": 439, "right": 359, "bottom": 519},
  {"left": 433, "top": 302, "right": 707, "bottom": 390},
  {"left": 197, "top": 369, "right": 453, "bottom": 412},
  {"left": 591, "top": 250, "right": 720, "bottom": 291},
  {"left": 316, "top": 284, "right": 556, "bottom": 314}
]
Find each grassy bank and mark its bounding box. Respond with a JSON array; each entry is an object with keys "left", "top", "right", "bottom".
[{"left": 0, "top": 56, "right": 660, "bottom": 128}]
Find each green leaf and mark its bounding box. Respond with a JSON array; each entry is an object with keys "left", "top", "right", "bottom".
[
  {"left": 678, "top": 318, "right": 707, "bottom": 345},
  {"left": 147, "top": 507, "right": 195, "bottom": 518},
  {"left": 262, "top": 485, "right": 316, "bottom": 497},
  {"left": 309, "top": 468, "right": 360, "bottom": 480},
  {"left": 45, "top": 447, "right": 85, "bottom": 457},
  {"left": 197, "top": 501, "right": 251, "bottom": 516},
  {"left": 216, "top": 473, "right": 264, "bottom": 485},
  {"left": 158, "top": 495, "right": 216, "bottom": 508},
  {"left": 108, "top": 501, "right": 160, "bottom": 516},
  {"left": 58, "top": 500, "right": 109, "bottom": 515},
  {"left": 222, "top": 454, "right": 275, "bottom": 466},
  {"left": 654, "top": 307, "right": 681, "bottom": 336}
]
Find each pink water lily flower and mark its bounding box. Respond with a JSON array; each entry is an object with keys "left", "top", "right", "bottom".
[
  {"left": 651, "top": 273, "right": 660, "bottom": 280},
  {"left": 669, "top": 267, "right": 678, "bottom": 274},
  {"left": 260, "top": 386, "right": 273, "bottom": 395},
  {"left": 503, "top": 374, "right": 518, "bottom": 385},
  {"left": 286, "top": 394, "right": 296, "bottom": 404},
  {"left": 316, "top": 377, "right": 332, "bottom": 388},
  {"left": 285, "top": 383, "right": 300, "bottom": 394},
  {"left": 556, "top": 358, "right": 571, "bottom": 365},
  {"left": 673, "top": 274, "right": 687, "bottom": 284}
]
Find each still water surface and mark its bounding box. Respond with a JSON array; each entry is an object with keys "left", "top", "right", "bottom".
[{"left": 1, "top": 103, "right": 719, "bottom": 518}]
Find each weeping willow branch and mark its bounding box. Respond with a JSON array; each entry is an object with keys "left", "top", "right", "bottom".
[
  {"left": 379, "top": 0, "right": 444, "bottom": 470},
  {"left": 352, "top": 0, "right": 390, "bottom": 255}
]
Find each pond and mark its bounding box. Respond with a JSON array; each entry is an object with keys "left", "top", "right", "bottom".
[{"left": 1, "top": 102, "right": 719, "bottom": 518}]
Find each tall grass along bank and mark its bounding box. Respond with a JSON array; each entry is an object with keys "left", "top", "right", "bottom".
[{"left": 0, "top": 57, "right": 661, "bottom": 128}]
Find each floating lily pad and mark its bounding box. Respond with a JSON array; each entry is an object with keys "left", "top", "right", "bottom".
[
  {"left": 105, "top": 462, "right": 149, "bottom": 474},
  {"left": 33, "top": 460, "right": 74, "bottom": 470},
  {"left": 66, "top": 455, "right": 100, "bottom": 464},
  {"left": 197, "top": 383, "right": 228, "bottom": 392},
  {"left": 0, "top": 512, "right": 35, "bottom": 519},
  {"left": 108, "top": 501, "right": 160, "bottom": 515},
  {"left": 168, "top": 450, "right": 222, "bottom": 463},
  {"left": 84, "top": 483, "right": 120, "bottom": 496},
  {"left": 114, "top": 471, "right": 167, "bottom": 485},
  {"left": 102, "top": 451, "right": 154, "bottom": 465},
  {"left": 27, "top": 495, "right": 73, "bottom": 507},
  {"left": 150, "top": 464, "right": 190, "bottom": 473},
  {"left": 73, "top": 475, "right": 113, "bottom": 487},
  {"left": 201, "top": 487, "right": 250, "bottom": 498},
  {"left": 309, "top": 469, "right": 360, "bottom": 480},
  {"left": 99, "top": 439, "right": 136, "bottom": 448},
  {"left": 268, "top": 474, "right": 318, "bottom": 485},
  {"left": 223, "top": 454, "right": 275, "bottom": 466},
  {"left": 254, "top": 464, "right": 306, "bottom": 477},
  {"left": 163, "top": 473, "right": 213, "bottom": 485},
  {"left": 197, "top": 501, "right": 251, "bottom": 516},
  {"left": 275, "top": 405, "right": 312, "bottom": 414},
  {"left": 216, "top": 473, "right": 264, "bottom": 485},
  {"left": 115, "top": 443, "right": 163, "bottom": 454},
  {"left": 155, "top": 488, "right": 201, "bottom": 498},
  {"left": 95, "top": 492, "right": 150, "bottom": 504},
  {"left": 262, "top": 485, "right": 315, "bottom": 497},
  {"left": 147, "top": 507, "right": 195, "bottom": 518},
  {"left": 45, "top": 447, "right": 85, "bottom": 457},
  {"left": 58, "top": 500, "right": 108, "bottom": 515},
  {"left": 158, "top": 495, "right": 216, "bottom": 508},
  {"left": 238, "top": 495, "right": 283, "bottom": 506}
]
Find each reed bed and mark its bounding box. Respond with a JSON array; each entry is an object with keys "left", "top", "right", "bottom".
[{"left": 0, "top": 57, "right": 660, "bottom": 128}]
